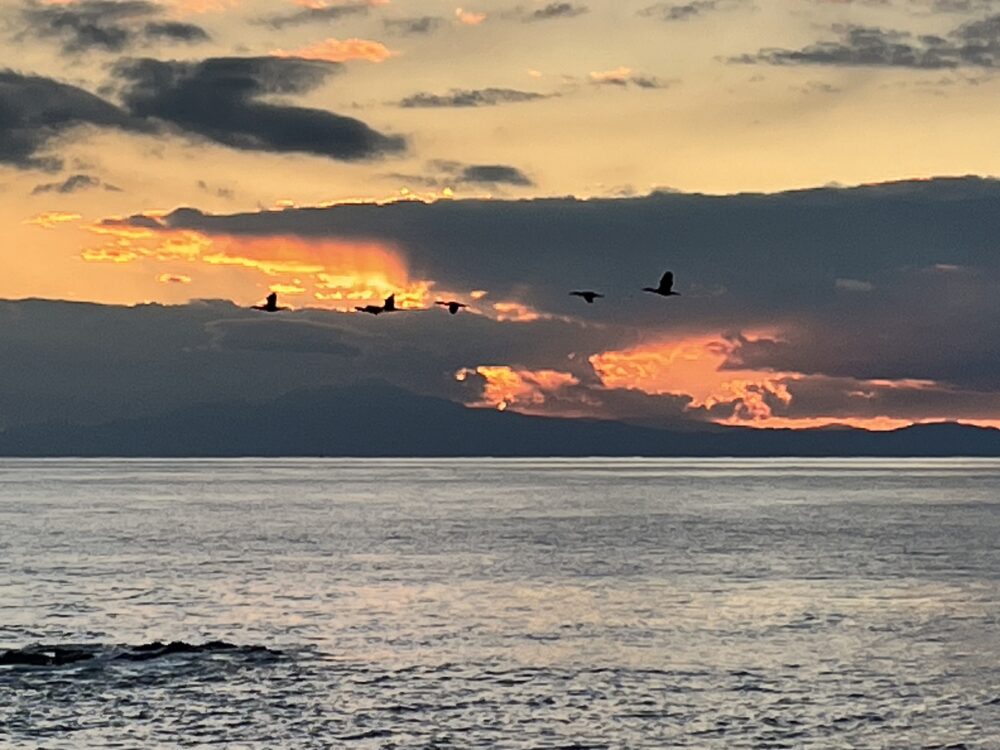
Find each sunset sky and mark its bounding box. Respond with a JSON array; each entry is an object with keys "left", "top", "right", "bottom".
[{"left": 3, "top": 0, "right": 1000, "bottom": 431}]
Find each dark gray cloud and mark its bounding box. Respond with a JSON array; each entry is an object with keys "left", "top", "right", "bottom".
[
  {"left": 733, "top": 14, "right": 1000, "bottom": 69},
  {"left": 590, "top": 72, "right": 675, "bottom": 89},
  {"left": 20, "top": 0, "right": 210, "bottom": 54},
  {"left": 629, "top": 75, "right": 674, "bottom": 89},
  {"left": 0, "top": 71, "right": 140, "bottom": 171},
  {"left": 743, "top": 374, "right": 1000, "bottom": 423},
  {"left": 114, "top": 56, "right": 406, "bottom": 161},
  {"left": 2, "top": 56, "right": 407, "bottom": 170},
  {"left": 0, "top": 297, "right": 630, "bottom": 430},
  {"left": 105, "top": 213, "right": 164, "bottom": 230},
  {"left": 720, "top": 263, "right": 1000, "bottom": 389},
  {"left": 911, "top": 0, "right": 1000, "bottom": 13},
  {"left": 31, "top": 173, "right": 120, "bottom": 194},
  {"left": 383, "top": 16, "right": 447, "bottom": 35},
  {"left": 197, "top": 179, "right": 234, "bottom": 199},
  {"left": 21, "top": 0, "right": 152, "bottom": 53},
  {"left": 6, "top": 180, "right": 1000, "bottom": 431},
  {"left": 639, "top": 0, "right": 747, "bottom": 21},
  {"left": 260, "top": 2, "right": 372, "bottom": 30},
  {"left": 143, "top": 21, "right": 212, "bottom": 43},
  {"left": 398, "top": 87, "right": 550, "bottom": 108},
  {"left": 458, "top": 164, "right": 534, "bottom": 186},
  {"left": 2, "top": 284, "right": 998, "bottom": 440},
  {"left": 524, "top": 3, "right": 589, "bottom": 21},
  {"left": 386, "top": 160, "right": 534, "bottom": 187},
  {"left": 205, "top": 318, "right": 363, "bottom": 358},
  {"left": 115, "top": 177, "right": 1000, "bottom": 403}
]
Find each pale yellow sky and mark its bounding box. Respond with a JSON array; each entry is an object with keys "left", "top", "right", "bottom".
[{"left": 3, "top": 0, "right": 1000, "bottom": 306}]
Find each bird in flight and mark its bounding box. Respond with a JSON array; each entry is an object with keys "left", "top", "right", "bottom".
[
  {"left": 569, "top": 290, "right": 604, "bottom": 304},
  {"left": 355, "top": 294, "right": 398, "bottom": 315},
  {"left": 642, "top": 271, "right": 680, "bottom": 297},
  {"left": 436, "top": 300, "right": 468, "bottom": 315},
  {"left": 251, "top": 292, "right": 289, "bottom": 312}
]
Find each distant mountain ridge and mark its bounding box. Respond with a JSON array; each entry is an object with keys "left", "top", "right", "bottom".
[{"left": 1, "top": 381, "right": 997, "bottom": 457}]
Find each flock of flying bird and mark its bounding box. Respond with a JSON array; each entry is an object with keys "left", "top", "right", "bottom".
[{"left": 252, "top": 271, "right": 681, "bottom": 315}]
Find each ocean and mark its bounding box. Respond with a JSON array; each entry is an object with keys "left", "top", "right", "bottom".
[{"left": 2, "top": 458, "right": 998, "bottom": 748}]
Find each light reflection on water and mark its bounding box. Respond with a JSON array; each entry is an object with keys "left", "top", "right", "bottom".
[{"left": 1, "top": 458, "right": 999, "bottom": 747}]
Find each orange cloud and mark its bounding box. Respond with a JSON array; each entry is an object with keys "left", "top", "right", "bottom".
[
  {"left": 80, "top": 222, "right": 435, "bottom": 310},
  {"left": 271, "top": 38, "right": 397, "bottom": 63},
  {"left": 455, "top": 7, "right": 486, "bottom": 24},
  {"left": 590, "top": 333, "right": 812, "bottom": 425},
  {"left": 590, "top": 334, "right": 755, "bottom": 401},
  {"left": 589, "top": 66, "right": 632, "bottom": 85},
  {"left": 456, "top": 366, "right": 579, "bottom": 412},
  {"left": 492, "top": 301, "right": 541, "bottom": 322},
  {"left": 158, "top": 273, "right": 192, "bottom": 284},
  {"left": 589, "top": 334, "right": 998, "bottom": 430}
]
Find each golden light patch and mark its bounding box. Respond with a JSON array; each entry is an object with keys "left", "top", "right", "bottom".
[
  {"left": 269, "top": 283, "right": 307, "bottom": 295},
  {"left": 26, "top": 212, "right": 82, "bottom": 229},
  {"left": 79, "top": 223, "right": 435, "bottom": 310},
  {"left": 157, "top": 273, "right": 192, "bottom": 284},
  {"left": 736, "top": 416, "right": 914, "bottom": 431},
  {"left": 202, "top": 253, "right": 326, "bottom": 275},
  {"left": 81, "top": 247, "right": 139, "bottom": 263},
  {"left": 88, "top": 223, "right": 157, "bottom": 240}
]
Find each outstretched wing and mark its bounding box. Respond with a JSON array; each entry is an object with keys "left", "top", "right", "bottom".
[
  {"left": 659, "top": 271, "right": 674, "bottom": 292},
  {"left": 435, "top": 301, "right": 448, "bottom": 307},
  {"left": 384, "top": 293, "right": 396, "bottom": 310}
]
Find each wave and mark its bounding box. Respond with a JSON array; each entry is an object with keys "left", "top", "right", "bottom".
[{"left": 0, "top": 640, "right": 279, "bottom": 668}]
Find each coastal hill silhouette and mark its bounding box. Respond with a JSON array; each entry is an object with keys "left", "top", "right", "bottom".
[{"left": 1, "top": 381, "right": 997, "bottom": 457}]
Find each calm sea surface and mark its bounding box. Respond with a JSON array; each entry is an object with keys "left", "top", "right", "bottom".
[{"left": 1, "top": 458, "right": 998, "bottom": 748}]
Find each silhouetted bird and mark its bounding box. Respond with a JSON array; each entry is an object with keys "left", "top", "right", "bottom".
[
  {"left": 569, "top": 291, "right": 604, "bottom": 304},
  {"left": 251, "top": 292, "right": 289, "bottom": 312},
  {"left": 643, "top": 271, "right": 680, "bottom": 297},
  {"left": 355, "top": 294, "right": 397, "bottom": 316},
  {"left": 436, "top": 300, "right": 468, "bottom": 315}
]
